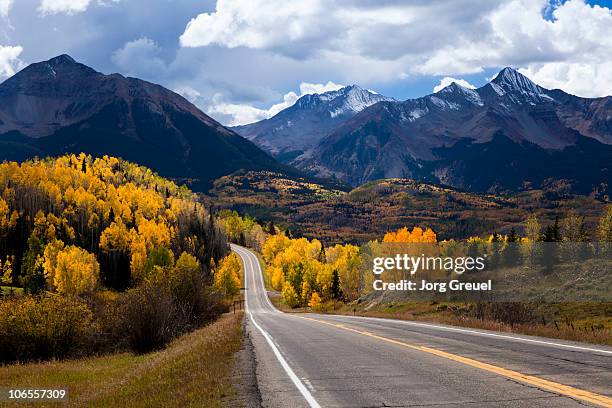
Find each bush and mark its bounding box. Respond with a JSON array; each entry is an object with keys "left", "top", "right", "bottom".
[
  {"left": 116, "top": 277, "right": 226, "bottom": 354},
  {"left": 116, "top": 284, "right": 181, "bottom": 354},
  {"left": 0, "top": 295, "right": 94, "bottom": 363},
  {"left": 467, "top": 302, "right": 538, "bottom": 326}
]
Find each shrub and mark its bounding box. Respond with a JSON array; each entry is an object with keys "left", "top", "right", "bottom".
[
  {"left": 116, "top": 278, "right": 226, "bottom": 354},
  {"left": 0, "top": 295, "right": 94, "bottom": 363},
  {"left": 117, "top": 283, "right": 180, "bottom": 354},
  {"left": 467, "top": 302, "right": 538, "bottom": 326},
  {"left": 148, "top": 253, "right": 226, "bottom": 325}
]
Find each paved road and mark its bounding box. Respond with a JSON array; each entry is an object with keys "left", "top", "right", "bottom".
[{"left": 231, "top": 244, "right": 612, "bottom": 408}]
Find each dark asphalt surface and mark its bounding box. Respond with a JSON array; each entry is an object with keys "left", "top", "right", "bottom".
[{"left": 232, "top": 244, "right": 612, "bottom": 408}]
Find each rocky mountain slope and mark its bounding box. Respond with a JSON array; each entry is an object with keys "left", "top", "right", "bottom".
[
  {"left": 295, "top": 68, "right": 611, "bottom": 195},
  {"left": 0, "top": 55, "right": 287, "bottom": 190},
  {"left": 233, "top": 85, "right": 395, "bottom": 162}
]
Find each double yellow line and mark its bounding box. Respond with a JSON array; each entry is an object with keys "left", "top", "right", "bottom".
[{"left": 298, "top": 316, "right": 612, "bottom": 407}]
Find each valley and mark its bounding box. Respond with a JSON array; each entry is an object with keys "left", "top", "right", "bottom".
[{"left": 206, "top": 171, "right": 607, "bottom": 243}]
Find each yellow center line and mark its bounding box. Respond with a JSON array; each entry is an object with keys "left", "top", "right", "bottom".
[{"left": 296, "top": 316, "right": 612, "bottom": 408}]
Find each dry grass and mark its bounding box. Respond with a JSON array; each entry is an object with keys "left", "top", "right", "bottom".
[
  {"left": 0, "top": 312, "right": 244, "bottom": 408},
  {"left": 326, "top": 301, "right": 612, "bottom": 346}
]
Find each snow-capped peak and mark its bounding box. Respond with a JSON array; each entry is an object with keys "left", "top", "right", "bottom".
[
  {"left": 328, "top": 86, "right": 395, "bottom": 118},
  {"left": 436, "top": 82, "right": 483, "bottom": 106},
  {"left": 489, "top": 67, "right": 553, "bottom": 104},
  {"left": 492, "top": 67, "right": 538, "bottom": 91},
  {"left": 290, "top": 85, "right": 394, "bottom": 117}
]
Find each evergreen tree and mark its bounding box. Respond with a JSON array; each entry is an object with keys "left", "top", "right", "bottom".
[
  {"left": 318, "top": 244, "right": 326, "bottom": 263},
  {"left": 331, "top": 269, "right": 341, "bottom": 300},
  {"left": 541, "top": 217, "right": 561, "bottom": 271},
  {"left": 507, "top": 228, "right": 519, "bottom": 243},
  {"left": 502, "top": 228, "right": 519, "bottom": 267},
  {"left": 20, "top": 235, "right": 46, "bottom": 294},
  {"left": 543, "top": 217, "right": 561, "bottom": 242}
]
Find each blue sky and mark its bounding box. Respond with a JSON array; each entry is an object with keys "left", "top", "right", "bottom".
[{"left": 1, "top": 0, "right": 611, "bottom": 125}]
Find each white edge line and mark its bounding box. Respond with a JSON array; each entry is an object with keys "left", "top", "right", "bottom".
[
  {"left": 247, "top": 311, "right": 321, "bottom": 408},
  {"left": 233, "top": 245, "right": 321, "bottom": 408},
  {"left": 331, "top": 315, "right": 612, "bottom": 355}
]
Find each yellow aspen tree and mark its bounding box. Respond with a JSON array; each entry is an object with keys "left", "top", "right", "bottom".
[
  {"left": 214, "top": 252, "right": 242, "bottom": 298},
  {"left": 53, "top": 246, "right": 100, "bottom": 295},
  {"left": 308, "top": 292, "right": 322, "bottom": 309}
]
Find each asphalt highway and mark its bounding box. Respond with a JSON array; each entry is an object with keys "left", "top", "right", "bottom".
[{"left": 231, "top": 244, "right": 612, "bottom": 408}]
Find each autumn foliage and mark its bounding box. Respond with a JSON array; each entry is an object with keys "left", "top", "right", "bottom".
[
  {"left": 0, "top": 153, "right": 227, "bottom": 292},
  {"left": 0, "top": 154, "right": 231, "bottom": 361},
  {"left": 262, "top": 234, "right": 362, "bottom": 306},
  {"left": 383, "top": 226, "right": 437, "bottom": 243}
]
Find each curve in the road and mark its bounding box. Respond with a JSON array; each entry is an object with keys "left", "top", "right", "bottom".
[{"left": 232, "top": 244, "right": 612, "bottom": 408}]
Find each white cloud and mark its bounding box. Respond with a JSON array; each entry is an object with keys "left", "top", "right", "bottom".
[
  {"left": 180, "top": 0, "right": 612, "bottom": 97},
  {"left": 207, "top": 81, "right": 344, "bottom": 126},
  {"left": 180, "top": 1, "right": 328, "bottom": 54},
  {"left": 519, "top": 62, "right": 612, "bottom": 98},
  {"left": 174, "top": 85, "right": 201, "bottom": 103},
  {"left": 433, "top": 77, "right": 476, "bottom": 93},
  {"left": 0, "top": 0, "right": 13, "bottom": 18},
  {"left": 414, "top": 0, "right": 612, "bottom": 97},
  {"left": 111, "top": 37, "right": 167, "bottom": 78},
  {"left": 39, "top": 0, "right": 91, "bottom": 15},
  {"left": 0, "top": 45, "right": 24, "bottom": 79},
  {"left": 298, "top": 81, "right": 343, "bottom": 96}
]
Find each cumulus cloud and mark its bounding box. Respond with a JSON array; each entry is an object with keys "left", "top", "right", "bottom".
[
  {"left": 0, "top": 45, "right": 24, "bottom": 79},
  {"left": 39, "top": 0, "right": 91, "bottom": 15},
  {"left": 519, "top": 62, "right": 612, "bottom": 98},
  {"left": 174, "top": 85, "right": 201, "bottom": 103},
  {"left": 433, "top": 77, "right": 476, "bottom": 93},
  {"left": 180, "top": 0, "right": 612, "bottom": 97},
  {"left": 180, "top": 1, "right": 331, "bottom": 58},
  {"left": 207, "top": 81, "right": 344, "bottom": 126},
  {"left": 0, "top": 0, "right": 13, "bottom": 18},
  {"left": 111, "top": 37, "right": 168, "bottom": 78}
]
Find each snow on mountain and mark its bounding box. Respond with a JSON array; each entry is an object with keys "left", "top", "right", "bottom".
[
  {"left": 233, "top": 85, "right": 395, "bottom": 160},
  {"left": 294, "top": 67, "right": 612, "bottom": 195}
]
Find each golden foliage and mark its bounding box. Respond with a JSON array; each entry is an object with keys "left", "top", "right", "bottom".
[
  {"left": 214, "top": 252, "right": 242, "bottom": 298},
  {"left": 383, "top": 226, "right": 437, "bottom": 243},
  {"left": 44, "top": 244, "right": 100, "bottom": 295},
  {"left": 0, "top": 154, "right": 219, "bottom": 292}
]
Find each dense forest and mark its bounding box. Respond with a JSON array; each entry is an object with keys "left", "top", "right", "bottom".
[
  {"left": 0, "top": 154, "right": 237, "bottom": 363},
  {"left": 208, "top": 171, "right": 609, "bottom": 244},
  {"left": 0, "top": 153, "right": 227, "bottom": 293}
]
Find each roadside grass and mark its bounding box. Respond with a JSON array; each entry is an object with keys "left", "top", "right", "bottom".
[
  {"left": 324, "top": 301, "right": 612, "bottom": 346},
  {"left": 0, "top": 313, "right": 244, "bottom": 408},
  {"left": 267, "top": 289, "right": 611, "bottom": 346}
]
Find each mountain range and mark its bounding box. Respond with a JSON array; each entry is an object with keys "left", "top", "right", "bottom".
[
  {"left": 233, "top": 85, "right": 394, "bottom": 162},
  {"left": 1, "top": 56, "right": 609, "bottom": 197},
  {"left": 237, "top": 68, "right": 611, "bottom": 196},
  {"left": 0, "top": 55, "right": 287, "bottom": 190}
]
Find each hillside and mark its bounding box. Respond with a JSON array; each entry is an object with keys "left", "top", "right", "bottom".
[
  {"left": 0, "top": 55, "right": 287, "bottom": 191},
  {"left": 206, "top": 172, "right": 607, "bottom": 243},
  {"left": 0, "top": 153, "right": 227, "bottom": 291}
]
